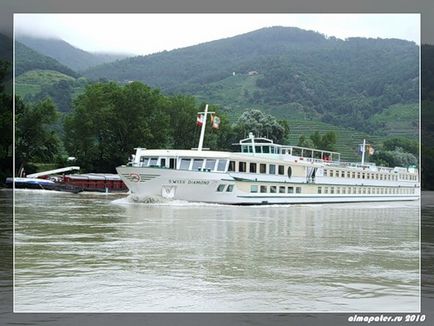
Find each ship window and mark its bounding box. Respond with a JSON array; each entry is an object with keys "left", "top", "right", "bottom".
[
  {"left": 358, "top": 188, "right": 362, "bottom": 194},
  {"left": 318, "top": 187, "right": 322, "bottom": 194},
  {"left": 260, "top": 164, "right": 266, "bottom": 174},
  {"left": 160, "top": 158, "right": 166, "bottom": 168},
  {"left": 263, "top": 146, "right": 270, "bottom": 153},
  {"left": 324, "top": 187, "right": 328, "bottom": 194},
  {"left": 260, "top": 185, "right": 267, "bottom": 193},
  {"left": 296, "top": 187, "right": 301, "bottom": 194},
  {"left": 180, "top": 158, "right": 191, "bottom": 170},
  {"left": 357, "top": 172, "right": 360, "bottom": 179},
  {"left": 205, "top": 159, "right": 216, "bottom": 171},
  {"left": 337, "top": 187, "right": 340, "bottom": 194},
  {"left": 255, "top": 146, "right": 262, "bottom": 153},
  {"left": 342, "top": 187, "right": 346, "bottom": 194},
  {"left": 288, "top": 186, "right": 294, "bottom": 194},
  {"left": 242, "top": 146, "right": 248, "bottom": 153},
  {"left": 330, "top": 187, "right": 334, "bottom": 194},
  {"left": 341, "top": 171, "right": 345, "bottom": 177},
  {"left": 347, "top": 171, "right": 351, "bottom": 178},
  {"left": 226, "top": 185, "right": 234, "bottom": 192},
  {"left": 287, "top": 166, "right": 292, "bottom": 178},
  {"left": 227, "top": 160, "right": 235, "bottom": 172},
  {"left": 330, "top": 170, "right": 334, "bottom": 177},
  {"left": 362, "top": 187, "right": 366, "bottom": 194},
  {"left": 249, "top": 163, "right": 257, "bottom": 173},
  {"left": 278, "top": 165, "right": 285, "bottom": 175},
  {"left": 149, "top": 157, "right": 158, "bottom": 166},
  {"left": 140, "top": 157, "right": 149, "bottom": 167},
  {"left": 352, "top": 172, "right": 355, "bottom": 178},
  {"left": 367, "top": 188, "right": 371, "bottom": 194},
  {"left": 270, "top": 147, "right": 275, "bottom": 154},
  {"left": 279, "top": 186, "right": 286, "bottom": 193},
  {"left": 217, "top": 184, "right": 226, "bottom": 192},
  {"left": 270, "top": 186, "right": 277, "bottom": 193},
  {"left": 239, "top": 162, "right": 247, "bottom": 172},
  {"left": 324, "top": 169, "right": 328, "bottom": 176},
  {"left": 362, "top": 173, "right": 365, "bottom": 179},
  {"left": 250, "top": 185, "right": 258, "bottom": 193},
  {"left": 217, "top": 159, "right": 229, "bottom": 172},
  {"left": 169, "top": 158, "right": 176, "bottom": 169},
  {"left": 192, "top": 159, "right": 204, "bottom": 171},
  {"left": 269, "top": 164, "right": 276, "bottom": 175},
  {"left": 366, "top": 173, "right": 370, "bottom": 180}
]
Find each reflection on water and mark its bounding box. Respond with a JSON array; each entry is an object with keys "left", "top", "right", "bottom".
[{"left": 11, "top": 190, "right": 419, "bottom": 312}]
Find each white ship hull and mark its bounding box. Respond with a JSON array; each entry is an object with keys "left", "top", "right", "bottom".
[{"left": 117, "top": 166, "right": 419, "bottom": 205}]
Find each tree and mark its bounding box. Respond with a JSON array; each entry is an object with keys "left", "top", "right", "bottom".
[
  {"left": 64, "top": 81, "right": 171, "bottom": 172},
  {"left": 15, "top": 98, "right": 61, "bottom": 167},
  {"left": 371, "top": 147, "right": 418, "bottom": 168},
  {"left": 235, "top": 109, "right": 289, "bottom": 144},
  {"left": 308, "top": 131, "right": 337, "bottom": 151}
]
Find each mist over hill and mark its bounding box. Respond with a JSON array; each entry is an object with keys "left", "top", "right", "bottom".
[{"left": 16, "top": 35, "right": 131, "bottom": 71}]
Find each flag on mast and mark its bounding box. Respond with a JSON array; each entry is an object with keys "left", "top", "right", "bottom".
[
  {"left": 196, "top": 114, "right": 204, "bottom": 126},
  {"left": 211, "top": 115, "right": 221, "bottom": 129}
]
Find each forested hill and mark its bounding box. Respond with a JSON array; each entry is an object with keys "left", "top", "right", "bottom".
[
  {"left": 83, "top": 26, "right": 418, "bottom": 133},
  {"left": 15, "top": 41, "right": 79, "bottom": 78},
  {"left": 17, "top": 35, "right": 131, "bottom": 72}
]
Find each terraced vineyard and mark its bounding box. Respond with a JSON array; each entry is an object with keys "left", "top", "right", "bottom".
[{"left": 285, "top": 119, "right": 386, "bottom": 162}]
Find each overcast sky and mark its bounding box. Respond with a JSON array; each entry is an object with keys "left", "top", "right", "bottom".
[{"left": 14, "top": 14, "right": 420, "bottom": 55}]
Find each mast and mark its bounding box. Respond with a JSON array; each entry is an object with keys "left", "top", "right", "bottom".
[
  {"left": 361, "top": 139, "right": 366, "bottom": 165},
  {"left": 197, "top": 104, "right": 215, "bottom": 151}
]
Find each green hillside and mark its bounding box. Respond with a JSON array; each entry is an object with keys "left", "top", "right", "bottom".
[
  {"left": 15, "top": 41, "right": 79, "bottom": 78},
  {"left": 285, "top": 119, "right": 386, "bottom": 161},
  {"left": 15, "top": 69, "right": 76, "bottom": 98},
  {"left": 83, "top": 26, "right": 419, "bottom": 136}
]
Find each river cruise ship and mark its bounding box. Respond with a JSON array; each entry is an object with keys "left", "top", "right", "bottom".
[{"left": 117, "top": 106, "right": 419, "bottom": 205}]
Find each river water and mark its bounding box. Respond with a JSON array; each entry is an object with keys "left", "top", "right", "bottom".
[{"left": 10, "top": 189, "right": 420, "bottom": 312}]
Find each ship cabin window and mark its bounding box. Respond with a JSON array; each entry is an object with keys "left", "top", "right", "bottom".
[
  {"left": 357, "top": 172, "right": 360, "bottom": 179},
  {"left": 341, "top": 171, "right": 345, "bottom": 178},
  {"left": 241, "top": 145, "right": 252, "bottom": 153},
  {"left": 260, "top": 185, "right": 267, "bottom": 193},
  {"left": 149, "top": 157, "right": 158, "bottom": 166},
  {"left": 239, "top": 161, "right": 247, "bottom": 172},
  {"left": 288, "top": 186, "right": 294, "bottom": 194},
  {"left": 324, "top": 169, "right": 328, "bottom": 176},
  {"left": 169, "top": 158, "right": 176, "bottom": 169},
  {"left": 160, "top": 158, "right": 166, "bottom": 168},
  {"left": 269, "top": 164, "right": 276, "bottom": 175},
  {"left": 226, "top": 160, "right": 235, "bottom": 172},
  {"left": 260, "top": 164, "right": 267, "bottom": 174},
  {"left": 366, "top": 173, "right": 370, "bottom": 180},
  {"left": 342, "top": 187, "right": 346, "bottom": 194},
  {"left": 250, "top": 185, "right": 258, "bottom": 193},
  {"left": 217, "top": 184, "right": 226, "bottom": 192},
  {"left": 279, "top": 186, "right": 286, "bottom": 193},
  {"left": 270, "top": 186, "right": 277, "bottom": 193},
  {"left": 282, "top": 149, "right": 287, "bottom": 155},
  {"left": 278, "top": 165, "right": 285, "bottom": 175},
  {"left": 358, "top": 188, "right": 362, "bottom": 194},
  {"left": 270, "top": 147, "right": 276, "bottom": 154},
  {"left": 263, "top": 146, "right": 270, "bottom": 154},
  {"left": 179, "top": 158, "right": 191, "bottom": 170},
  {"left": 324, "top": 187, "right": 329, "bottom": 194},
  {"left": 330, "top": 170, "right": 334, "bottom": 177},
  {"left": 352, "top": 172, "right": 356, "bottom": 178},
  {"left": 318, "top": 187, "right": 322, "bottom": 194},
  {"left": 330, "top": 187, "right": 334, "bottom": 194},
  {"left": 217, "top": 160, "right": 228, "bottom": 172},
  {"left": 380, "top": 174, "right": 383, "bottom": 180},
  {"left": 255, "top": 146, "right": 262, "bottom": 153},
  {"left": 346, "top": 171, "right": 351, "bottom": 178},
  {"left": 249, "top": 163, "right": 257, "bottom": 173},
  {"left": 192, "top": 159, "right": 204, "bottom": 171},
  {"left": 140, "top": 156, "right": 149, "bottom": 167},
  {"left": 362, "top": 173, "right": 365, "bottom": 179},
  {"left": 337, "top": 187, "right": 340, "bottom": 194},
  {"left": 226, "top": 185, "right": 234, "bottom": 192},
  {"left": 296, "top": 187, "right": 301, "bottom": 194},
  {"left": 205, "top": 159, "right": 216, "bottom": 171}
]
